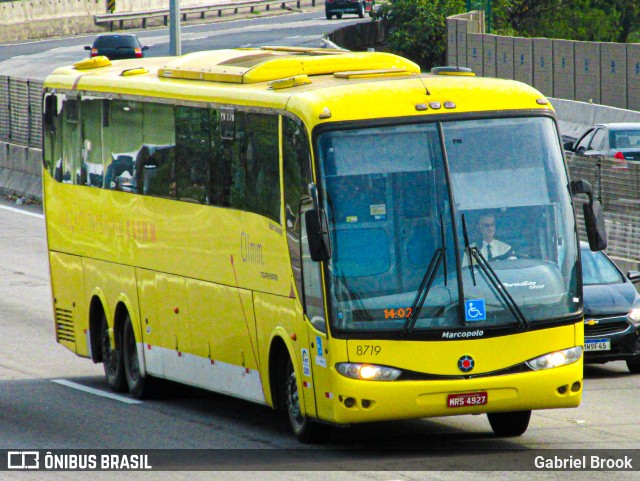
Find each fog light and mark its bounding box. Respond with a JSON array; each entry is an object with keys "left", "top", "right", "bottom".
[
  {"left": 571, "top": 381, "right": 581, "bottom": 392},
  {"left": 557, "top": 385, "right": 568, "bottom": 394},
  {"left": 343, "top": 397, "right": 356, "bottom": 408}
]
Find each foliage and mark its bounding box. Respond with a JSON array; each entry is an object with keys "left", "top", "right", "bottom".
[
  {"left": 491, "top": 0, "right": 640, "bottom": 43},
  {"left": 376, "top": 0, "right": 465, "bottom": 71},
  {"left": 375, "top": 0, "right": 639, "bottom": 72}
]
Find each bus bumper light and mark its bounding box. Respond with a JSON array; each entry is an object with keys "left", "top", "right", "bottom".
[
  {"left": 336, "top": 362, "right": 401, "bottom": 381},
  {"left": 525, "top": 346, "right": 583, "bottom": 371}
]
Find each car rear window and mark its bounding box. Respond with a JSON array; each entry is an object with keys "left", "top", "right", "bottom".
[
  {"left": 611, "top": 130, "right": 640, "bottom": 149},
  {"left": 94, "top": 36, "right": 139, "bottom": 48}
]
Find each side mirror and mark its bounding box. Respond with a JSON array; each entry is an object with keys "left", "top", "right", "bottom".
[
  {"left": 627, "top": 271, "right": 640, "bottom": 284},
  {"left": 305, "top": 182, "right": 331, "bottom": 261},
  {"left": 572, "top": 180, "right": 607, "bottom": 251},
  {"left": 582, "top": 199, "right": 607, "bottom": 251},
  {"left": 84, "top": 46, "right": 91, "bottom": 51},
  {"left": 305, "top": 209, "right": 331, "bottom": 262},
  {"left": 563, "top": 141, "right": 574, "bottom": 152},
  {"left": 142, "top": 46, "right": 150, "bottom": 51}
]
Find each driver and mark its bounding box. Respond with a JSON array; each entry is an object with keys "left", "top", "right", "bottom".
[
  {"left": 474, "top": 213, "right": 515, "bottom": 261},
  {"left": 463, "top": 213, "right": 515, "bottom": 265}
]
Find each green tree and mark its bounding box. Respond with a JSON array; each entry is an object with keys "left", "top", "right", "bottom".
[
  {"left": 607, "top": 0, "right": 640, "bottom": 43},
  {"left": 491, "top": 0, "right": 639, "bottom": 43},
  {"left": 378, "top": 0, "right": 465, "bottom": 70}
]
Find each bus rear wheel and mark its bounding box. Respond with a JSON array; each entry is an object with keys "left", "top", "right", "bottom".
[
  {"left": 487, "top": 410, "right": 531, "bottom": 437},
  {"left": 123, "top": 314, "right": 155, "bottom": 399},
  {"left": 101, "top": 314, "right": 126, "bottom": 392},
  {"left": 283, "top": 358, "right": 331, "bottom": 443}
]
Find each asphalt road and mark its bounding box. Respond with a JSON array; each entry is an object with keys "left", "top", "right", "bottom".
[{"left": 0, "top": 9, "right": 368, "bottom": 80}]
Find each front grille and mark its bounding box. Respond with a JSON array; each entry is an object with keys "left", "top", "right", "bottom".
[
  {"left": 585, "top": 318, "right": 630, "bottom": 336},
  {"left": 55, "top": 308, "right": 75, "bottom": 343}
]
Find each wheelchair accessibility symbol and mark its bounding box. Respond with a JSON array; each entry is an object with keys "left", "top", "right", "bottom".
[{"left": 465, "top": 299, "right": 486, "bottom": 322}]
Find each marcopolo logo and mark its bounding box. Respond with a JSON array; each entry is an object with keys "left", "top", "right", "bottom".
[{"left": 442, "top": 330, "right": 484, "bottom": 339}]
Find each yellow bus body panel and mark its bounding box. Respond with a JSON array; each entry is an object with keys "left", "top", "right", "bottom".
[{"left": 43, "top": 49, "right": 572, "bottom": 426}]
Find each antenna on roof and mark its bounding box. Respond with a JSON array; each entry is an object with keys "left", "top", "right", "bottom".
[{"left": 414, "top": 73, "right": 431, "bottom": 96}]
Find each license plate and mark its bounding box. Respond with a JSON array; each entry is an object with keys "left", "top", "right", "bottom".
[
  {"left": 585, "top": 338, "right": 611, "bottom": 351},
  {"left": 447, "top": 391, "right": 488, "bottom": 408}
]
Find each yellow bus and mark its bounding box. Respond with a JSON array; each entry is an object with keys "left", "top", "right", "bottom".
[{"left": 42, "top": 47, "right": 606, "bottom": 443}]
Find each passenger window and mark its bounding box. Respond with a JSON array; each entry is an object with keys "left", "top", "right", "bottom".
[
  {"left": 589, "top": 128, "right": 606, "bottom": 151},
  {"left": 175, "top": 107, "right": 210, "bottom": 204},
  {"left": 575, "top": 129, "right": 594, "bottom": 152}
]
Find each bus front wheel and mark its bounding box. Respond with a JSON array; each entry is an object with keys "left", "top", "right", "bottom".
[
  {"left": 283, "top": 358, "right": 331, "bottom": 443},
  {"left": 487, "top": 410, "right": 531, "bottom": 437},
  {"left": 101, "top": 314, "right": 126, "bottom": 392}
]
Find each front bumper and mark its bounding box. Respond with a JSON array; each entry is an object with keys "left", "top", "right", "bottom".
[
  {"left": 326, "top": 361, "right": 583, "bottom": 425},
  {"left": 584, "top": 322, "right": 640, "bottom": 363}
]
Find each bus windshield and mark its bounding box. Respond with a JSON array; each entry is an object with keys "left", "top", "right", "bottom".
[{"left": 316, "top": 116, "right": 579, "bottom": 334}]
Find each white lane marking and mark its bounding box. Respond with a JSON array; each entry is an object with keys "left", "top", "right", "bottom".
[
  {"left": 0, "top": 204, "right": 44, "bottom": 219},
  {"left": 52, "top": 379, "right": 142, "bottom": 405}
]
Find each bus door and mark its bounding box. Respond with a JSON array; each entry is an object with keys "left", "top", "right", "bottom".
[{"left": 297, "top": 199, "right": 332, "bottom": 421}]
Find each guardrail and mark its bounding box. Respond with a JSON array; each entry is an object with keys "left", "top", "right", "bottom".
[{"left": 96, "top": 0, "right": 317, "bottom": 31}]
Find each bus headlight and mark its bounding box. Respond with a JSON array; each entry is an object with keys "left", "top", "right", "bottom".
[
  {"left": 628, "top": 308, "right": 640, "bottom": 326},
  {"left": 336, "top": 363, "right": 402, "bottom": 381},
  {"left": 525, "top": 346, "right": 583, "bottom": 371}
]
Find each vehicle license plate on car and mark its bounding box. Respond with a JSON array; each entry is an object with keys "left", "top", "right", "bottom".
[
  {"left": 585, "top": 338, "right": 611, "bottom": 351},
  {"left": 447, "top": 391, "right": 488, "bottom": 408}
]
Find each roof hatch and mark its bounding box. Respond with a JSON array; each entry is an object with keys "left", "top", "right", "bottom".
[{"left": 157, "top": 47, "right": 421, "bottom": 84}]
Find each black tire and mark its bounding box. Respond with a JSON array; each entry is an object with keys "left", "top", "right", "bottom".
[
  {"left": 487, "top": 410, "right": 531, "bottom": 437},
  {"left": 282, "top": 358, "right": 331, "bottom": 443},
  {"left": 123, "top": 314, "right": 156, "bottom": 399},
  {"left": 336, "top": 13, "right": 342, "bottom": 19},
  {"left": 626, "top": 359, "right": 640, "bottom": 373},
  {"left": 326, "top": 12, "right": 333, "bottom": 19},
  {"left": 101, "top": 314, "right": 126, "bottom": 392},
  {"left": 358, "top": 2, "right": 365, "bottom": 18}
]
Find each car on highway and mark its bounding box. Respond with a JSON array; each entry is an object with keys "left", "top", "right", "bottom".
[
  {"left": 84, "top": 34, "right": 149, "bottom": 60},
  {"left": 564, "top": 123, "right": 640, "bottom": 162},
  {"left": 581, "top": 242, "right": 640, "bottom": 372},
  {"left": 325, "top": 0, "right": 375, "bottom": 19}
]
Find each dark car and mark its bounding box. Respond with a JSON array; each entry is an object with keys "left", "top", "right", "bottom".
[
  {"left": 564, "top": 123, "right": 640, "bottom": 162},
  {"left": 84, "top": 34, "right": 149, "bottom": 60},
  {"left": 325, "top": 0, "right": 375, "bottom": 19},
  {"left": 581, "top": 242, "right": 640, "bottom": 372}
]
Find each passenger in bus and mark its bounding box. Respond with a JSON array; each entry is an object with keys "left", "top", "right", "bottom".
[{"left": 463, "top": 213, "right": 515, "bottom": 264}]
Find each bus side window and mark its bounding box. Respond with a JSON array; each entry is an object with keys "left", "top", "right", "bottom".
[
  {"left": 243, "top": 113, "right": 280, "bottom": 222},
  {"left": 282, "top": 115, "right": 312, "bottom": 303},
  {"left": 175, "top": 106, "right": 210, "bottom": 204},
  {"left": 225, "top": 112, "right": 280, "bottom": 222}
]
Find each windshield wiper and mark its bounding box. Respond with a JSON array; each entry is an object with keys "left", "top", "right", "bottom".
[
  {"left": 404, "top": 216, "right": 448, "bottom": 337},
  {"left": 461, "top": 214, "right": 530, "bottom": 330}
]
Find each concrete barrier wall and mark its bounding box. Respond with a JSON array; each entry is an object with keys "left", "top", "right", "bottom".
[
  {"left": 0, "top": 0, "right": 267, "bottom": 42},
  {"left": 0, "top": 0, "right": 217, "bottom": 23},
  {"left": 627, "top": 44, "right": 640, "bottom": 111},
  {"left": 448, "top": 11, "right": 640, "bottom": 111},
  {"left": 513, "top": 37, "right": 533, "bottom": 86},
  {"left": 553, "top": 40, "right": 574, "bottom": 101},
  {"left": 533, "top": 38, "right": 553, "bottom": 96}
]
